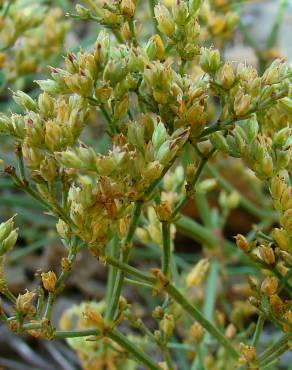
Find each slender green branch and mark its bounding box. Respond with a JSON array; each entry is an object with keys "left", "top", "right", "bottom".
[
  {"left": 162, "top": 222, "right": 171, "bottom": 278},
  {"left": 266, "top": 0, "right": 288, "bottom": 49},
  {"left": 173, "top": 148, "right": 216, "bottom": 217},
  {"left": 106, "top": 201, "right": 143, "bottom": 321},
  {"left": 108, "top": 329, "right": 161, "bottom": 370},
  {"left": 165, "top": 283, "right": 240, "bottom": 359},
  {"left": 251, "top": 315, "right": 265, "bottom": 347},
  {"left": 206, "top": 164, "right": 275, "bottom": 220}
]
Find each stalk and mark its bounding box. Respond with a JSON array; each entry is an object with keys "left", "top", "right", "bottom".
[{"left": 162, "top": 222, "right": 171, "bottom": 278}]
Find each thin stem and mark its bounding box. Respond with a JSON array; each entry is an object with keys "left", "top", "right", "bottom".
[
  {"left": 175, "top": 215, "right": 218, "bottom": 247},
  {"left": 206, "top": 164, "right": 275, "bottom": 220},
  {"left": 105, "top": 234, "right": 119, "bottom": 304},
  {"left": 172, "top": 148, "right": 216, "bottom": 218},
  {"left": 128, "top": 19, "right": 138, "bottom": 46},
  {"left": 106, "top": 255, "right": 156, "bottom": 284},
  {"left": 148, "top": 0, "right": 160, "bottom": 34},
  {"left": 108, "top": 329, "right": 161, "bottom": 370},
  {"left": 257, "top": 333, "right": 292, "bottom": 363},
  {"left": 106, "top": 201, "right": 143, "bottom": 321},
  {"left": 266, "top": 0, "right": 288, "bottom": 49},
  {"left": 251, "top": 315, "right": 265, "bottom": 347},
  {"left": 124, "top": 278, "right": 153, "bottom": 289},
  {"left": 162, "top": 222, "right": 171, "bottom": 278},
  {"left": 15, "top": 144, "right": 26, "bottom": 183},
  {"left": 165, "top": 283, "right": 239, "bottom": 359},
  {"left": 191, "top": 260, "right": 219, "bottom": 369},
  {"left": 104, "top": 256, "right": 239, "bottom": 358}
]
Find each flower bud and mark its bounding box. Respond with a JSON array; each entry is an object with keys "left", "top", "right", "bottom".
[
  {"left": 155, "top": 201, "right": 172, "bottom": 222},
  {"left": 278, "top": 97, "right": 292, "bottom": 114},
  {"left": 261, "top": 276, "right": 278, "bottom": 296},
  {"left": 0, "top": 216, "right": 15, "bottom": 242},
  {"left": 146, "top": 35, "right": 165, "bottom": 60},
  {"left": 210, "top": 132, "right": 229, "bottom": 152},
  {"left": 12, "top": 91, "right": 37, "bottom": 112},
  {"left": 38, "top": 92, "right": 55, "bottom": 117},
  {"left": 16, "top": 290, "right": 35, "bottom": 315},
  {"left": 154, "top": 4, "right": 175, "bottom": 38},
  {"left": 216, "top": 63, "right": 235, "bottom": 89},
  {"left": 235, "top": 234, "right": 250, "bottom": 253},
  {"left": 234, "top": 90, "right": 251, "bottom": 117},
  {"left": 272, "top": 228, "right": 290, "bottom": 251},
  {"left": 273, "top": 127, "right": 291, "bottom": 148},
  {"left": 40, "top": 157, "right": 58, "bottom": 182},
  {"left": 160, "top": 314, "right": 174, "bottom": 339},
  {"left": 0, "top": 229, "right": 18, "bottom": 257},
  {"left": 244, "top": 114, "right": 258, "bottom": 143},
  {"left": 172, "top": 0, "right": 188, "bottom": 26},
  {"left": 186, "top": 258, "right": 209, "bottom": 287},
  {"left": 189, "top": 0, "right": 201, "bottom": 15},
  {"left": 258, "top": 245, "right": 275, "bottom": 265},
  {"left": 152, "top": 121, "right": 168, "bottom": 151},
  {"left": 35, "top": 79, "right": 63, "bottom": 95},
  {"left": 121, "top": 0, "right": 137, "bottom": 17},
  {"left": 75, "top": 4, "right": 91, "bottom": 18},
  {"left": 189, "top": 322, "right": 204, "bottom": 343},
  {"left": 114, "top": 95, "right": 129, "bottom": 119},
  {"left": 200, "top": 48, "right": 221, "bottom": 74},
  {"left": 41, "top": 271, "right": 57, "bottom": 292}
]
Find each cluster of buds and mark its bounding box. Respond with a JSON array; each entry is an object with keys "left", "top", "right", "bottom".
[
  {"left": 154, "top": 1, "right": 201, "bottom": 60},
  {"left": 0, "top": 2, "right": 69, "bottom": 85},
  {"left": 210, "top": 60, "right": 291, "bottom": 180},
  {"left": 59, "top": 300, "right": 135, "bottom": 369}
]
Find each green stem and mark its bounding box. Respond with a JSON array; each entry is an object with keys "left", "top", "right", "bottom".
[
  {"left": 191, "top": 260, "right": 219, "bottom": 369},
  {"left": 206, "top": 164, "right": 275, "bottom": 220},
  {"left": 106, "top": 201, "right": 143, "bottom": 321},
  {"left": 105, "top": 234, "right": 119, "bottom": 304},
  {"left": 251, "top": 315, "right": 265, "bottom": 347},
  {"left": 148, "top": 0, "right": 160, "bottom": 34},
  {"left": 55, "top": 326, "right": 160, "bottom": 369},
  {"left": 165, "top": 283, "right": 239, "bottom": 359},
  {"left": 257, "top": 333, "right": 292, "bottom": 363},
  {"left": 105, "top": 256, "right": 239, "bottom": 358},
  {"left": 162, "top": 222, "right": 171, "bottom": 278},
  {"left": 173, "top": 148, "right": 216, "bottom": 218},
  {"left": 128, "top": 19, "right": 138, "bottom": 46},
  {"left": 108, "top": 329, "right": 161, "bottom": 370},
  {"left": 266, "top": 0, "right": 288, "bottom": 49},
  {"left": 175, "top": 215, "right": 218, "bottom": 247}
]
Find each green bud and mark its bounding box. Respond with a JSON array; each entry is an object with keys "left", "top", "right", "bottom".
[
  {"left": 278, "top": 97, "right": 292, "bottom": 114},
  {"left": 40, "top": 157, "right": 58, "bottom": 182},
  {"left": 273, "top": 127, "right": 291, "bottom": 148},
  {"left": 0, "top": 217, "right": 16, "bottom": 242},
  {"left": 0, "top": 114, "right": 12, "bottom": 136},
  {"left": 75, "top": 4, "right": 91, "bottom": 18},
  {"left": 189, "top": 0, "right": 201, "bottom": 15},
  {"left": 128, "top": 121, "right": 145, "bottom": 150},
  {"left": 12, "top": 91, "right": 37, "bottom": 112},
  {"left": 215, "top": 63, "right": 235, "bottom": 89},
  {"left": 200, "top": 48, "right": 221, "bottom": 74},
  {"left": 210, "top": 132, "right": 229, "bottom": 152},
  {"left": 103, "top": 60, "right": 128, "bottom": 85},
  {"left": 38, "top": 92, "right": 55, "bottom": 117},
  {"left": 0, "top": 229, "right": 18, "bottom": 257},
  {"left": 154, "top": 4, "right": 175, "bottom": 38},
  {"left": 244, "top": 114, "right": 259, "bottom": 143},
  {"left": 152, "top": 121, "right": 168, "bottom": 150},
  {"left": 35, "top": 79, "right": 63, "bottom": 95},
  {"left": 260, "top": 154, "right": 274, "bottom": 179},
  {"left": 113, "top": 95, "right": 129, "bottom": 119},
  {"left": 55, "top": 150, "right": 83, "bottom": 169},
  {"left": 172, "top": 0, "right": 188, "bottom": 26}
]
